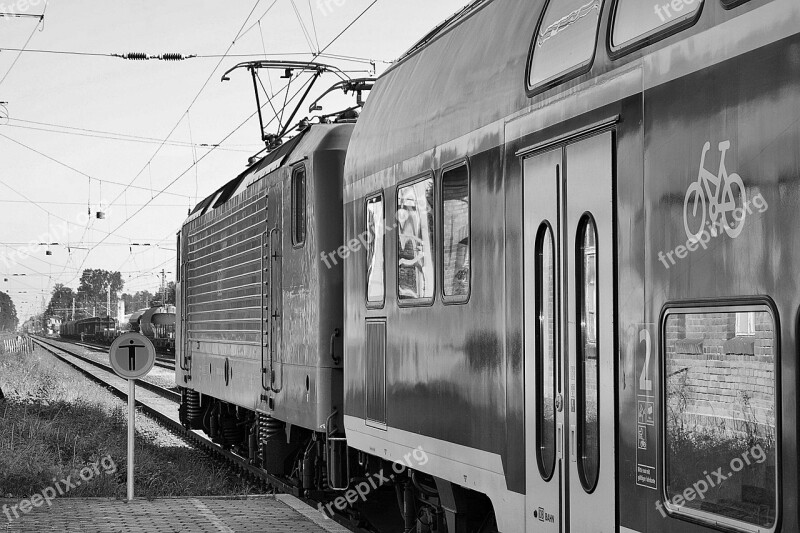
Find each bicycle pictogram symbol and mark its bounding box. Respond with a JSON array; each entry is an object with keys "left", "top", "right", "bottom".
[{"left": 683, "top": 140, "right": 747, "bottom": 242}]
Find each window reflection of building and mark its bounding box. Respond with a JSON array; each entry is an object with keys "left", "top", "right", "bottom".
[
  {"left": 442, "top": 165, "right": 470, "bottom": 297},
  {"left": 397, "top": 179, "right": 434, "bottom": 300},
  {"left": 366, "top": 197, "right": 385, "bottom": 303},
  {"left": 583, "top": 229, "right": 597, "bottom": 351}
]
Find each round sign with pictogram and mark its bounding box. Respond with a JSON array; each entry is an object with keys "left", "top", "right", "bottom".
[{"left": 109, "top": 332, "right": 156, "bottom": 379}]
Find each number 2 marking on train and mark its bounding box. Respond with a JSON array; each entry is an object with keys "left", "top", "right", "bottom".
[{"left": 638, "top": 329, "right": 653, "bottom": 392}]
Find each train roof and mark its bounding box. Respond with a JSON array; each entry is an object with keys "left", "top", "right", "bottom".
[
  {"left": 189, "top": 132, "right": 307, "bottom": 217},
  {"left": 184, "top": 123, "right": 354, "bottom": 226},
  {"left": 344, "top": 0, "right": 536, "bottom": 187}
]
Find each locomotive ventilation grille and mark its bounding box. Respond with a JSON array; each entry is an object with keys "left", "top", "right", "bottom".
[{"left": 185, "top": 180, "right": 268, "bottom": 346}]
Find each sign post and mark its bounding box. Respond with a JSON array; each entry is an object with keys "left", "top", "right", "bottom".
[{"left": 109, "top": 332, "right": 156, "bottom": 502}]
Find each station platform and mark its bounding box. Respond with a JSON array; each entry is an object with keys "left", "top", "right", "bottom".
[{"left": 1, "top": 494, "right": 350, "bottom": 533}]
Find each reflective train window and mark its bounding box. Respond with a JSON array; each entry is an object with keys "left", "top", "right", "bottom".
[
  {"left": 528, "top": 0, "right": 604, "bottom": 92},
  {"left": 535, "top": 223, "right": 557, "bottom": 480},
  {"left": 397, "top": 177, "right": 435, "bottom": 303},
  {"left": 441, "top": 163, "right": 470, "bottom": 300},
  {"left": 292, "top": 165, "right": 306, "bottom": 247},
  {"left": 576, "top": 215, "right": 599, "bottom": 492},
  {"left": 663, "top": 306, "right": 778, "bottom": 530},
  {"left": 611, "top": 0, "right": 703, "bottom": 52},
  {"left": 366, "top": 195, "right": 385, "bottom": 305}
]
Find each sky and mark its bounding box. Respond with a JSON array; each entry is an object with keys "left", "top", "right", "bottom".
[{"left": 0, "top": 0, "right": 467, "bottom": 322}]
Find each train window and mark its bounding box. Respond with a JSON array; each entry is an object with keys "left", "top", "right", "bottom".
[
  {"left": 611, "top": 0, "right": 703, "bottom": 52},
  {"left": 576, "top": 215, "right": 599, "bottom": 492},
  {"left": 528, "top": 0, "right": 604, "bottom": 93},
  {"left": 366, "top": 195, "right": 385, "bottom": 305},
  {"left": 292, "top": 165, "right": 306, "bottom": 247},
  {"left": 663, "top": 306, "right": 778, "bottom": 530},
  {"left": 176, "top": 233, "right": 181, "bottom": 283},
  {"left": 441, "top": 163, "right": 470, "bottom": 301},
  {"left": 536, "top": 222, "right": 557, "bottom": 480},
  {"left": 397, "top": 176, "right": 435, "bottom": 303}
]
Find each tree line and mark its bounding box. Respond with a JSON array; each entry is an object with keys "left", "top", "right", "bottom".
[
  {"left": 39, "top": 269, "right": 176, "bottom": 325},
  {"left": 0, "top": 291, "right": 18, "bottom": 332}
]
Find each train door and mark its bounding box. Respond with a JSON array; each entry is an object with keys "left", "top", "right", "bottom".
[
  {"left": 262, "top": 182, "right": 283, "bottom": 395},
  {"left": 523, "top": 131, "right": 615, "bottom": 532}
]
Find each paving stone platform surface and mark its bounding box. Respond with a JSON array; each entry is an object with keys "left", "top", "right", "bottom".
[{"left": 0, "top": 494, "right": 350, "bottom": 533}]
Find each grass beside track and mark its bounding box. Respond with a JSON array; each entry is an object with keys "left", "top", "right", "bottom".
[{"left": 0, "top": 345, "right": 262, "bottom": 500}]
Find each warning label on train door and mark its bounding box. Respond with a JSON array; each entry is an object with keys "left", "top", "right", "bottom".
[{"left": 634, "top": 327, "right": 658, "bottom": 490}]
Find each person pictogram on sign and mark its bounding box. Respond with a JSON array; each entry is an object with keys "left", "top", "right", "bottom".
[{"left": 122, "top": 339, "right": 146, "bottom": 371}]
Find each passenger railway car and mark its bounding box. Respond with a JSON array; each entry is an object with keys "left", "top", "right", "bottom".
[
  {"left": 342, "top": 0, "right": 798, "bottom": 532},
  {"left": 176, "top": 0, "right": 800, "bottom": 532}
]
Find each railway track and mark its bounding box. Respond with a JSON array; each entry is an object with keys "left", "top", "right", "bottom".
[
  {"left": 30, "top": 336, "right": 371, "bottom": 533},
  {"left": 34, "top": 336, "right": 179, "bottom": 402},
  {"left": 60, "top": 338, "right": 175, "bottom": 370}
]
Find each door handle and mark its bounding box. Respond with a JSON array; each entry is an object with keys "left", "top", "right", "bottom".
[
  {"left": 557, "top": 423, "right": 563, "bottom": 457},
  {"left": 570, "top": 425, "right": 576, "bottom": 462},
  {"left": 330, "top": 328, "right": 341, "bottom": 365}
]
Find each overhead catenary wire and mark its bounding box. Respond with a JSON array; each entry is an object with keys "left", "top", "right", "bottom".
[
  {"left": 78, "top": 0, "right": 382, "bottom": 262},
  {"left": 102, "top": 0, "right": 264, "bottom": 218},
  {"left": 9, "top": 0, "right": 382, "bottom": 300},
  {"left": 288, "top": 0, "right": 318, "bottom": 54},
  {"left": 0, "top": 133, "right": 192, "bottom": 199},
  {"left": 0, "top": 199, "right": 190, "bottom": 207},
  {"left": 64, "top": 0, "right": 266, "bottom": 286},
  {"left": 1, "top": 119, "right": 259, "bottom": 152},
  {"left": 0, "top": 48, "right": 389, "bottom": 66},
  {"left": 306, "top": 0, "right": 321, "bottom": 52},
  {"left": 80, "top": 72, "right": 317, "bottom": 271}
]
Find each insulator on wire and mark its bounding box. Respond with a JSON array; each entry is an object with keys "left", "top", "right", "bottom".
[
  {"left": 159, "top": 53, "right": 195, "bottom": 61},
  {"left": 113, "top": 52, "right": 149, "bottom": 60},
  {"left": 112, "top": 52, "right": 195, "bottom": 61}
]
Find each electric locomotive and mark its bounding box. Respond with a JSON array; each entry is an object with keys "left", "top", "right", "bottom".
[{"left": 176, "top": 63, "right": 372, "bottom": 492}]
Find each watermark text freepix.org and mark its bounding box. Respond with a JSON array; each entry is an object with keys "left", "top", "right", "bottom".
[
  {"left": 316, "top": 0, "right": 346, "bottom": 17},
  {"left": 654, "top": 0, "right": 699, "bottom": 23},
  {"left": 320, "top": 217, "right": 399, "bottom": 269},
  {"left": 0, "top": 0, "right": 46, "bottom": 17},
  {"left": 3, "top": 455, "right": 117, "bottom": 522},
  {"left": 654, "top": 443, "right": 767, "bottom": 517},
  {"left": 318, "top": 446, "right": 428, "bottom": 516},
  {"left": 658, "top": 192, "right": 767, "bottom": 270}
]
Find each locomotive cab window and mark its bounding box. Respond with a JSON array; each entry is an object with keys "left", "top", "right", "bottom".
[
  {"left": 528, "top": 0, "right": 604, "bottom": 93},
  {"left": 397, "top": 176, "right": 435, "bottom": 304},
  {"left": 441, "top": 163, "right": 470, "bottom": 301},
  {"left": 366, "top": 194, "right": 385, "bottom": 306},
  {"left": 292, "top": 165, "right": 307, "bottom": 247},
  {"left": 663, "top": 305, "right": 778, "bottom": 530},
  {"left": 611, "top": 0, "right": 703, "bottom": 52}
]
